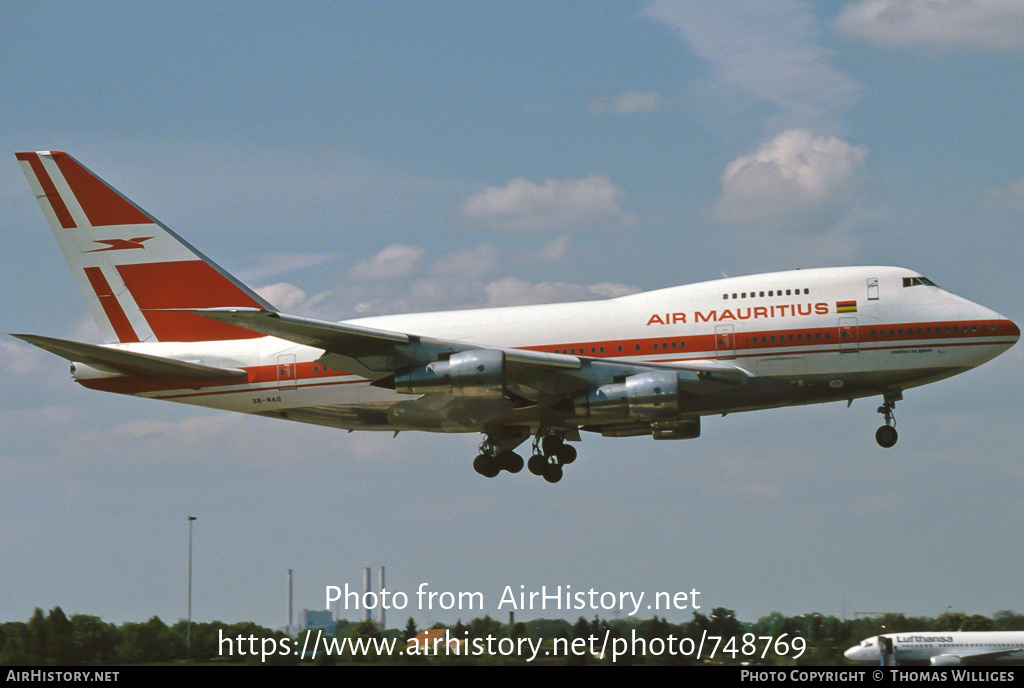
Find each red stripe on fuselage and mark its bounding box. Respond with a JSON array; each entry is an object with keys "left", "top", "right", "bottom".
[
  {"left": 116, "top": 260, "right": 266, "bottom": 342},
  {"left": 51, "top": 152, "right": 152, "bottom": 227},
  {"left": 82, "top": 267, "right": 140, "bottom": 343},
  {"left": 525, "top": 319, "right": 1018, "bottom": 359},
  {"left": 15, "top": 152, "right": 77, "bottom": 229},
  {"left": 74, "top": 318, "right": 1017, "bottom": 400}
]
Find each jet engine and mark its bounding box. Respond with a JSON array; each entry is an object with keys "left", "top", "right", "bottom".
[
  {"left": 393, "top": 349, "right": 506, "bottom": 398},
  {"left": 70, "top": 362, "right": 125, "bottom": 380},
  {"left": 573, "top": 371, "right": 680, "bottom": 421}
]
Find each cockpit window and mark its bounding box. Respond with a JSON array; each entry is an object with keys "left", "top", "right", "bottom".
[{"left": 903, "top": 276, "right": 938, "bottom": 288}]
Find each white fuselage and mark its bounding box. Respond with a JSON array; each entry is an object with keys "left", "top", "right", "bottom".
[
  {"left": 846, "top": 632, "right": 1024, "bottom": 666},
  {"left": 80, "top": 266, "right": 1018, "bottom": 433}
]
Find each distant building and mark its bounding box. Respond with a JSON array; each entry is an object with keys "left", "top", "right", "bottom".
[{"left": 298, "top": 609, "right": 336, "bottom": 635}]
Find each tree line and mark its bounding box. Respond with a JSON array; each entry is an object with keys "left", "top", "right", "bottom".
[{"left": 3, "top": 605, "right": 1023, "bottom": 666}]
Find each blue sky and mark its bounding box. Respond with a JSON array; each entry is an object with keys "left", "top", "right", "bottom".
[{"left": 2, "top": 1, "right": 1022, "bottom": 630}]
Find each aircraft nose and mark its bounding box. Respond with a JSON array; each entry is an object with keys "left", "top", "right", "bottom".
[{"left": 1007, "top": 318, "right": 1021, "bottom": 341}]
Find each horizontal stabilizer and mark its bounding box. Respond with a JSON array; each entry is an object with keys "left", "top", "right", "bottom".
[{"left": 11, "top": 333, "right": 247, "bottom": 381}]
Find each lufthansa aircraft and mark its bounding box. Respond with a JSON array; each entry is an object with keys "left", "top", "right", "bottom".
[
  {"left": 12, "top": 151, "right": 1020, "bottom": 483},
  {"left": 846, "top": 632, "right": 1024, "bottom": 666}
]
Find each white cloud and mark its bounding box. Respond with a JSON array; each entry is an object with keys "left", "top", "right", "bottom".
[
  {"left": 645, "top": 0, "right": 860, "bottom": 123},
  {"left": 460, "top": 175, "right": 626, "bottom": 230},
  {"left": 347, "top": 243, "right": 425, "bottom": 281},
  {"left": 714, "top": 129, "right": 867, "bottom": 223},
  {"left": 834, "top": 0, "right": 1024, "bottom": 51},
  {"left": 983, "top": 178, "right": 1024, "bottom": 211},
  {"left": 254, "top": 282, "right": 309, "bottom": 311},
  {"left": 482, "top": 278, "right": 640, "bottom": 307},
  {"left": 429, "top": 244, "right": 499, "bottom": 279},
  {"left": 237, "top": 252, "right": 338, "bottom": 283},
  {"left": 590, "top": 90, "right": 663, "bottom": 114},
  {"left": 535, "top": 234, "right": 573, "bottom": 262}
]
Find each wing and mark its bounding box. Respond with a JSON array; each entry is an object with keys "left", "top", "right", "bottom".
[
  {"left": 182, "top": 307, "right": 587, "bottom": 381},
  {"left": 187, "top": 308, "right": 752, "bottom": 430}
]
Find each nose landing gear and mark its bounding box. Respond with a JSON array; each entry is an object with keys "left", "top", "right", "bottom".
[{"left": 875, "top": 392, "right": 901, "bottom": 448}]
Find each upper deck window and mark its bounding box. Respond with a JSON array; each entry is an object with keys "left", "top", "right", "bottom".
[{"left": 903, "top": 276, "right": 938, "bottom": 287}]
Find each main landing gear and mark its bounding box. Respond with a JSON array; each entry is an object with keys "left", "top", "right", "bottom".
[
  {"left": 472, "top": 436, "right": 524, "bottom": 478},
  {"left": 526, "top": 433, "right": 576, "bottom": 484},
  {"left": 471, "top": 430, "right": 577, "bottom": 483},
  {"left": 875, "top": 392, "right": 901, "bottom": 448}
]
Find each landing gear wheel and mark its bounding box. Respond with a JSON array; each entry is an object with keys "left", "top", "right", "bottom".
[
  {"left": 875, "top": 425, "right": 898, "bottom": 448},
  {"left": 473, "top": 453, "right": 500, "bottom": 478},
  {"left": 499, "top": 450, "right": 523, "bottom": 474},
  {"left": 541, "top": 435, "right": 563, "bottom": 455},
  {"left": 542, "top": 463, "right": 563, "bottom": 484},
  {"left": 527, "top": 454, "right": 547, "bottom": 476},
  {"left": 555, "top": 444, "right": 577, "bottom": 465},
  {"left": 875, "top": 392, "right": 901, "bottom": 449}
]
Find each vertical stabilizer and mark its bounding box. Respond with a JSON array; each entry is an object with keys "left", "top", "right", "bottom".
[{"left": 16, "top": 151, "right": 273, "bottom": 343}]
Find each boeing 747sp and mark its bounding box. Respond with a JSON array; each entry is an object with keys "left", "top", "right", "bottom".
[{"left": 11, "top": 151, "right": 1019, "bottom": 483}]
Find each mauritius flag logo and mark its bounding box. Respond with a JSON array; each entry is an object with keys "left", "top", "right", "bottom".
[{"left": 836, "top": 300, "right": 857, "bottom": 313}]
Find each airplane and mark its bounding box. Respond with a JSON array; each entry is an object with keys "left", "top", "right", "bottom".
[
  {"left": 11, "top": 151, "right": 1020, "bottom": 483},
  {"left": 845, "top": 632, "right": 1024, "bottom": 666}
]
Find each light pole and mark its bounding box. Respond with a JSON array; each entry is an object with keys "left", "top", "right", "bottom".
[{"left": 187, "top": 515, "right": 197, "bottom": 663}]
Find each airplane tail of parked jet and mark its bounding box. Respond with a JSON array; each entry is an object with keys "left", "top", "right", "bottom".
[{"left": 14, "top": 151, "right": 273, "bottom": 344}]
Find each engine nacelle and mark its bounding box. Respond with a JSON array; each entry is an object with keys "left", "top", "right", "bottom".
[
  {"left": 393, "top": 349, "right": 506, "bottom": 398},
  {"left": 930, "top": 655, "right": 963, "bottom": 666},
  {"left": 70, "top": 362, "right": 125, "bottom": 380},
  {"left": 573, "top": 371, "right": 680, "bottom": 421}
]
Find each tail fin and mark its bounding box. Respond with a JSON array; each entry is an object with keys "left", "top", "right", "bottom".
[{"left": 15, "top": 151, "right": 273, "bottom": 343}]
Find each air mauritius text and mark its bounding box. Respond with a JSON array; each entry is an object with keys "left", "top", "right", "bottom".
[{"left": 326, "top": 583, "right": 700, "bottom": 617}]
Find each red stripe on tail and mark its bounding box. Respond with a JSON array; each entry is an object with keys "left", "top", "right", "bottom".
[
  {"left": 117, "top": 260, "right": 266, "bottom": 341},
  {"left": 15, "top": 152, "right": 77, "bottom": 229},
  {"left": 51, "top": 152, "right": 153, "bottom": 227},
  {"left": 82, "top": 267, "right": 141, "bottom": 343}
]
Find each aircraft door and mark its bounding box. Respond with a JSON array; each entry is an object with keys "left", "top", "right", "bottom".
[
  {"left": 715, "top": 324, "right": 735, "bottom": 359},
  {"left": 277, "top": 354, "right": 297, "bottom": 395},
  {"left": 867, "top": 277, "right": 879, "bottom": 300},
  {"left": 839, "top": 317, "right": 859, "bottom": 352}
]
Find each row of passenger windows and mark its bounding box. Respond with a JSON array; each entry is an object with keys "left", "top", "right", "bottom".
[
  {"left": 748, "top": 332, "right": 832, "bottom": 344},
  {"left": 546, "top": 323, "right": 996, "bottom": 356},
  {"left": 550, "top": 341, "right": 689, "bottom": 355},
  {"left": 870, "top": 324, "right": 995, "bottom": 336},
  {"left": 724, "top": 288, "right": 810, "bottom": 299}
]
